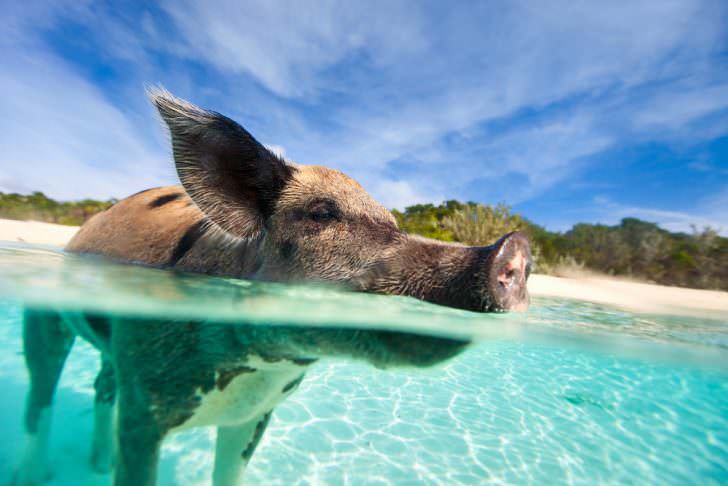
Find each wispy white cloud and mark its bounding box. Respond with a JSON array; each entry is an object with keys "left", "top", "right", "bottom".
[
  {"left": 264, "top": 144, "right": 287, "bottom": 160},
  {"left": 3, "top": 0, "right": 92, "bottom": 46},
  {"left": 372, "top": 179, "right": 443, "bottom": 211},
  {"left": 701, "top": 186, "right": 728, "bottom": 218},
  {"left": 589, "top": 193, "right": 728, "bottom": 236},
  {"left": 0, "top": 48, "right": 172, "bottom": 200},
  {"left": 0, "top": 0, "right": 726, "bottom": 236},
  {"left": 630, "top": 82, "right": 728, "bottom": 140},
  {"left": 154, "top": 0, "right": 725, "bottom": 209},
  {"left": 158, "top": 0, "right": 428, "bottom": 98}
]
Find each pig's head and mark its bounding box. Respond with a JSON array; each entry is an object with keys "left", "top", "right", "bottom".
[{"left": 153, "top": 90, "right": 531, "bottom": 314}]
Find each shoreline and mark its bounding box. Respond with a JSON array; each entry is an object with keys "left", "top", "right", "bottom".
[
  {"left": 1, "top": 218, "right": 726, "bottom": 319},
  {"left": 527, "top": 274, "right": 728, "bottom": 320},
  {"left": 0, "top": 218, "right": 79, "bottom": 247}
]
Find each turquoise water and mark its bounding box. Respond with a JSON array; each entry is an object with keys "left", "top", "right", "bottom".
[{"left": 0, "top": 242, "right": 726, "bottom": 484}]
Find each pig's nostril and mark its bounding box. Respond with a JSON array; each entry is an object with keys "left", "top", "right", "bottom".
[
  {"left": 498, "top": 267, "right": 517, "bottom": 288},
  {"left": 486, "top": 231, "right": 532, "bottom": 312}
]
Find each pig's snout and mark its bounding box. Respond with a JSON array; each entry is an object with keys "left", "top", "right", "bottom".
[
  {"left": 484, "top": 231, "right": 532, "bottom": 312},
  {"left": 354, "top": 230, "right": 533, "bottom": 314}
]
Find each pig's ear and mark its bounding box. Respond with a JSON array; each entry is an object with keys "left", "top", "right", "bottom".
[{"left": 149, "top": 88, "right": 293, "bottom": 238}]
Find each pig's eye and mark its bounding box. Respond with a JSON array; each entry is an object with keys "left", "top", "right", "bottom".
[
  {"left": 307, "top": 200, "right": 339, "bottom": 223},
  {"left": 310, "top": 209, "right": 335, "bottom": 222}
]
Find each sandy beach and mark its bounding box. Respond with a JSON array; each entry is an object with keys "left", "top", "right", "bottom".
[
  {"left": 527, "top": 273, "right": 728, "bottom": 320},
  {"left": 1, "top": 218, "right": 726, "bottom": 318},
  {"left": 0, "top": 218, "right": 79, "bottom": 247}
]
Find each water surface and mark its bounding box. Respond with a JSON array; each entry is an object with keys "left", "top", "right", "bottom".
[{"left": 0, "top": 243, "right": 725, "bottom": 485}]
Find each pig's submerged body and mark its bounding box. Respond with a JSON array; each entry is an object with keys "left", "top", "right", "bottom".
[{"left": 16, "top": 89, "right": 532, "bottom": 486}]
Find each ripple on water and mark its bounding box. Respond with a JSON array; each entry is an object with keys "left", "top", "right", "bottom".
[
  {"left": 0, "top": 242, "right": 726, "bottom": 485},
  {"left": 0, "top": 298, "right": 726, "bottom": 485}
]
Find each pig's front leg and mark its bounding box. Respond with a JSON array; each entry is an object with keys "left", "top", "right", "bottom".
[
  {"left": 213, "top": 412, "right": 271, "bottom": 486},
  {"left": 113, "top": 387, "right": 164, "bottom": 486}
]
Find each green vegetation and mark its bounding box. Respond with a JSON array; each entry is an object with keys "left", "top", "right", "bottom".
[
  {"left": 0, "top": 191, "right": 116, "bottom": 226},
  {"left": 536, "top": 219, "right": 727, "bottom": 290},
  {"left": 2, "top": 191, "right": 726, "bottom": 290},
  {"left": 395, "top": 201, "right": 727, "bottom": 291}
]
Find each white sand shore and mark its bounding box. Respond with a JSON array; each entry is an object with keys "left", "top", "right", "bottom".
[
  {"left": 0, "top": 218, "right": 79, "bottom": 247},
  {"left": 1, "top": 219, "right": 726, "bottom": 318},
  {"left": 528, "top": 274, "right": 728, "bottom": 320}
]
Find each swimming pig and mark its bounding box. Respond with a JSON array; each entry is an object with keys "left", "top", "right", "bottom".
[{"left": 17, "top": 89, "right": 532, "bottom": 486}]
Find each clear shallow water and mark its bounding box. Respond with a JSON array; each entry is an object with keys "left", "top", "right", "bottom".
[{"left": 0, "top": 242, "right": 726, "bottom": 484}]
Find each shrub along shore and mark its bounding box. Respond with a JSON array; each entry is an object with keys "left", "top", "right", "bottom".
[{"left": 2, "top": 191, "right": 726, "bottom": 291}]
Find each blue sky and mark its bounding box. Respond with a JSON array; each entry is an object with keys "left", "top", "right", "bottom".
[{"left": 1, "top": 1, "right": 727, "bottom": 234}]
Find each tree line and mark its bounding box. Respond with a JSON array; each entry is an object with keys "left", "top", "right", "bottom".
[
  {"left": 0, "top": 191, "right": 116, "bottom": 226},
  {"left": 1, "top": 191, "right": 726, "bottom": 290},
  {"left": 392, "top": 201, "right": 727, "bottom": 291}
]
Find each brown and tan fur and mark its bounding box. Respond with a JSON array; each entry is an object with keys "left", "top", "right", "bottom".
[{"left": 17, "top": 89, "right": 532, "bottom": 486}]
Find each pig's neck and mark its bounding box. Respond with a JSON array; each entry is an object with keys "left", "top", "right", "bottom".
[{"left": 171, "top": 223, "right": 265, "bottom": 278}]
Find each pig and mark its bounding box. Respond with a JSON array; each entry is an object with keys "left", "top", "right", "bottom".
[{"left": 16, "top": 89, "right": 532, "bottom": 486}]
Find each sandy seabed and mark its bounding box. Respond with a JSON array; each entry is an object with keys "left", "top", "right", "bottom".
[{"left": 1, "top": 218, "right": 726, "bottom": 319}]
